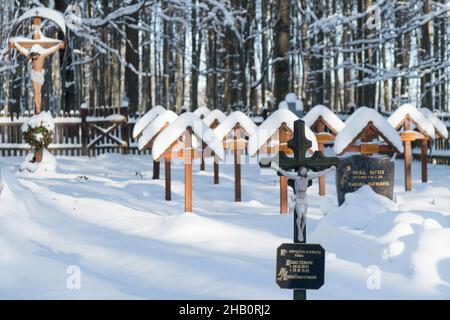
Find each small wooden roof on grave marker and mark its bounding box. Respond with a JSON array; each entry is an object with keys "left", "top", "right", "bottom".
[
  {"left": 248, "top": 108, "right": 318, "bottom": 157},
  {"left": 420, "top": 108, "right": 448, "bottom": 139},
  {"left": 152, "top": 112, "right": 224, "bottom": 161},
  {"left": 388, "top": 104, "right": 435, "bottom": 140},
  {"left": 203, "top": 109, "right": 227, "bottom": 128},
  {"left": 133, "top": 105, "right": 165, "bottom": 139},
  {"left": 334, "top": 107, "right": 404, "bottom": 156},
  {"left": 303, "top": 105, "right": 345, "bottom": 135},
  {"left": 138, "top": 110, "right": 178, "bottom": 151},
  {"left": 214, "top": 111, "right": 257, "bottom": 142},
  {"left": 193, "top": 107, "right": 211, "bottom": 119}
]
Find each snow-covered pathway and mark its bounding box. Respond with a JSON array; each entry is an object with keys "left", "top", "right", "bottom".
[{"left": 0, "top": 154, "right": 449, "bottom": 299}]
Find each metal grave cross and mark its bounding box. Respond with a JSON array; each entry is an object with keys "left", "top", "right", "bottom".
[{"left": 260, "top": 119, "right": 338, "bottom": 301}]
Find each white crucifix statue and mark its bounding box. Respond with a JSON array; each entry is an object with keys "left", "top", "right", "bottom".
[{"left": 9, "top": 13, "right": 65, "bottom": 114}]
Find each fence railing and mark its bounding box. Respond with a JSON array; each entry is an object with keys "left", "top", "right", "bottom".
[
  {"left": 0, "top": 106, "right": 149, "bottom": 157},
  {"left": 1, "top": 109, "right": 450, "bottom": 165}
]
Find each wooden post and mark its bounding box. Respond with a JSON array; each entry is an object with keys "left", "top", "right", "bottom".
[
  {"left": 120, "top": 106, "right": 130, "bottom": 155},
  {"left": 280, "top": 176, "right": 288, "bottom": 213},
  {"left": 279, "top": 126, "right": 289, "bottom": 213},
  {"left": 214, "top": 159, "right": 219, "bottom": 184},
  {"left": 153, "top": 160, "right": 160, "bottom": 179},
  {"left": 421, "top": 139, "right": 428, "bottom": 183},
  {"left": 318, "top": 143, "right": 326, "bottom": 196},
  {"left": 80, "top": 108, "right": 88, "bottom": 156},
  {"left": 211, "top": 121, "right": 220, "bottom": 185},
  {"left": 165, "top": 156, "right": 171, "bottom": 201},
  {"left": 185, "top": 130, "right": 193, "bottom": 212},
  {"left": 200, "top": 141, "right": 206, "bottom": 171},
  {"left": 404, "top": 117, "right": 412, "bottom": 191},
  {"left": 405, "top": 140, "right": 412, "bottom": 191},
  {"left": 234, "top": 138, "right": 241, "bottom": 202}
]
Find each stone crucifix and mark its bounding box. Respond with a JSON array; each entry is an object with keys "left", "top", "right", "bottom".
[
  {"left": 10, "top": 15, "right": 65, "bottom": 114},
  {"left": 260, "top": 120, "right": 338, "bottom": 242}
]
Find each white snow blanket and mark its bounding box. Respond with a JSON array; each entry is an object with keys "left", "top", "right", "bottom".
[
  {"left": 19, "top": 149, "right": 57, "bottom": 174},
  {"left": 132, "top": 105, "right": 165, "bottom": 139},
  {"left": 0, "top": 154, "right": 449, "bottom": 299},
  {"left": 214, "top": 111, "right": 257, "bottom": 140},
  {"left": 152, "top": 112, "right": 224, "bottom": 160},
  {"left": 203, "top": 110, "right": 227, "bottom": 127},
  {"left": 388, "top": 104, "right": 435, "bottom": 139},
  {"left": 193, "top": 107, "right": 211, "bottom": 119},
  {"left": 334, "top": 107, "right": 404, "bottom": 155},
  {"left": 248, "top": 109, "right": 318, "bottom": 157},
  {"left": 420, "top": 108, "right": 449, "bottom": 139},
  {"left": 138, "top": 110, "right": 178, "bottom": 151},
  {"left": 303, "top": 105, "right": 345, "bottom": 134}
]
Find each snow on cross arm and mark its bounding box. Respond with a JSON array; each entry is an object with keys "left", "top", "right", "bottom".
[
  {"left": 248, "top": 108, "right": 318, "bottom": 157},
  {"left": 138, "top": 110, "right": 178, "bottom": 151},
  {"left": 420, "top": 108, "right": 449, "bottom": 139},
  {"left": 132, "top": 105, "right": 165, "bottom": 139},
  {"left": 151, "top": 112, "right": 224, "bottom": 161},
  {"left": 214, "top": 111, "right": 257, "bottom": 141},
  {"left": 203, "top": 109, "right": 227, "bottom": 127},
  {"left": 334, "top": 107, "right": 404, "bottom": 155},
  {"left": 387, "top": 103, "right": 435, "bottom": 140},
  {"left": 302, "top": 105, "right": 345, "bottom": 134}
]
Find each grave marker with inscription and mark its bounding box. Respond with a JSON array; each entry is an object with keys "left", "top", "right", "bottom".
[
  {"left": 276, "top": 243, "right": 325, "bottom": 290},
  {"left": 336, "top": 155, "right": 394, "bottom": 206}
]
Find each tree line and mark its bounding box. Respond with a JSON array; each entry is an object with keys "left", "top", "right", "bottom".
[{"left": 0, "top": 0, "right": 449, "bottom": 115}]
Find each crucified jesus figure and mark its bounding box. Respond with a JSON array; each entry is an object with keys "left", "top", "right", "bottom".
[
  {"left": 12, "top": 28, "right": 63, "bottom": 113},
  {"left": 270, "top": 162, "right": 335, "bottom": 242}
]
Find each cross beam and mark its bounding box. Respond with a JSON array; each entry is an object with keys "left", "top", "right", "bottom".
[{"left": 261, "top": 120, "right": 338, "bottom": 173}]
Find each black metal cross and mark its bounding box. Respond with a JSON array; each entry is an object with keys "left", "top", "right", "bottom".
[
  {"left": 260, "top": 119, "right": 338, "bottom": 301},
  {"left": 260, "top": 119, "right": 338, "bottom": 173}
]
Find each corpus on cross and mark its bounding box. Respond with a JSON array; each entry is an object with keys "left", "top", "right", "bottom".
[
  {"left": 10, "top": 15, "right": 64, "bottom": 114},
  {"left": 260, "top": 119, "right": 338, "bottom": 242}
]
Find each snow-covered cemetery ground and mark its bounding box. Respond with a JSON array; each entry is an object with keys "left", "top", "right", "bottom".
[{"left": 1, "top": 153, "right": 449, "bottom": 299}]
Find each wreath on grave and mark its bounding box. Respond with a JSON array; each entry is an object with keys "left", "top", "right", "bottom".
[{"left": 21, "top": 112, "right": 55, "bottom": 151}]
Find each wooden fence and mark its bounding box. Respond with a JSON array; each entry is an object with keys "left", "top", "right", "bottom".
[
  {"left": 1, "top": 109, "right": 450, "bottom": 165},
  {"left": 0, "top": 106, "right": 149, "bottom": 157}
]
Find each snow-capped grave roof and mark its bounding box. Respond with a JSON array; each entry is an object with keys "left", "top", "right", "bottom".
[
  {"left": 303, "top": 105, "right": 345, "bottom": 134},
  {"left": 193, "top": 107, "right": 211, "bottom": 119},
  {"left": 152, "top": 112, "right": 224, "bottom": 161},
  {"left": 420, "top": 108, "right": 448, "bottom": 139},
  {"left": 214, "top": 111, "right": 257, "bottom": 140},
  {"left": 132, "top": 105, "right": 165, "bottom": 139},
  {"left": 138, "top": 110, "right": 178, "bottom": 151},
  {"left": 203, "top": 109, "right": 227, "bottom": 127},
  {"left": 334, "top": 107, "right": 404, "bottom": 155},
  {"left": 15, "top": 7, "right": 66, "bottom": 35},
  {"left": 388, "top": 103, "right": 435, "bottom": 139},
  {"left": 248, "top": 108, "right": 318, "bottom": 157}
]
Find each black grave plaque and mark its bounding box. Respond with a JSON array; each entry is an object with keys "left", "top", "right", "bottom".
[
  {"left": 276, "top": 243, "right": 325, "bottom": 290},
  {"left": 336, "top": 155, "right": 394, "bottom": 206}
]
